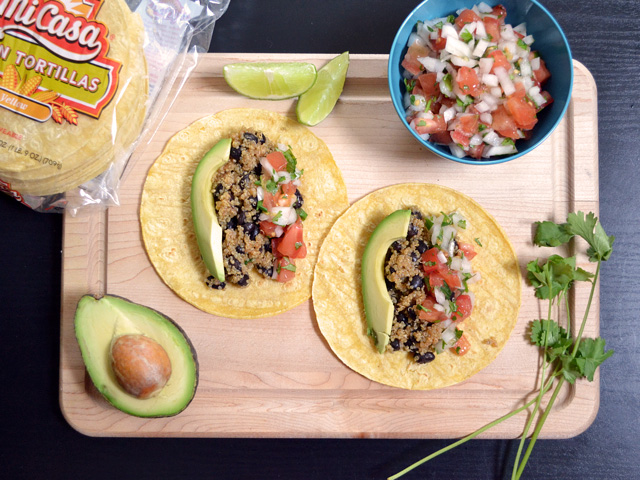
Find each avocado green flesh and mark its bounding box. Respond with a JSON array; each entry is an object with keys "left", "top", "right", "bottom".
[
  {"left": 361, "top": 209, "right": 411, "bottom": 353},
  {"left": 74, "top": 295, "right": 198, "bottom": 418},
  {"left": 191, "top": 138, "right": 231, "bottom": 282}
]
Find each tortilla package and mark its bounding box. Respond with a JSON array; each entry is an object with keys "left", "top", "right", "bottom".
[
  {"left": 313, "top": 184, "right": 521, "bottom": 390},
  {"left": 140, "top": 108, "right": 349, "bottom": 319},
  {"left": 0, "top": 0, "right": 229, "bottom": 213}
]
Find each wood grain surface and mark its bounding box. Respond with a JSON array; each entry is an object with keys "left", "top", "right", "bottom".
[{"left": 60, "top": 55, "right": 599, "bottom": 438}]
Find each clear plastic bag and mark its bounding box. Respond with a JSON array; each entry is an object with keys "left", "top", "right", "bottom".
[{"left": 0, "top": 0, "right": 230, "bottom": 214}]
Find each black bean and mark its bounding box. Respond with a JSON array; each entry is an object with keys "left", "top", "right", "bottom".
[
  {"left": 409, "top": 275, "right": 424, "bottom": 290},
  {"left": 225, "top": 216, "right": 238, "bottom": 231},
  {"left": 261, "top": 239, "right": 272, "bottom": 253},
  {"left": 253, "top": 163, "right": 262, "bottom": 175},
  {"left": 205, "top": 276, "right": 226, "bottom": 290},
  {"left": 293, "top": 190, "right": 304, "bottom": 209},
  {"left": 228, "top": 256, "right": 243, "bottom": 272},
  {"left": 388, "top": 266, "right": 396, "bottom": 274},
  {"left": 256, "top": 265, "right": 274, "bottom": 278},
  {"left": 230, "top": 146, "right": 242, "bottom": 160},
  {"left": 259, "top": 133, "right": 266, "bottom": 144},
  {"left": 411, "top": 210, "right": 423, "bottom": 220},
  {"left": 415, "top": 352, "right": 435, "bottom": 364},
  {"left": 237, "top": 210, "right": 246, "bottom": 225},
  {"left": 392, "top": 240, "right": 403, "bottom": 252},
  {"left": 237, "top": 274, "right": 250, "bottom": 287},
  {"left": 235, "top": 245, "right": 245, "bottom": 254},
  {"left": 385, "top": 277, "right": 394, "bottom": 290},
  {"left": 407, "top": 222, "right": 419, "bottom": 238},
  {"left": 243, "top": 132, "right": 259, "bottom": 143},
  {"left": 396, "top": 311, "right": 409, "bottom": 325},
  {"left": 248, "top": 196, "right": 258, "bottom": 208},
  {"left": 407, "top": 308, "right": 417, "bottom": 320},
  {"left": 410, "top": 251, "right": 420, "bottom": 263},
  {"left": 213, "top": 183, "right": 224, "bottom": 200},
  {"left": 390, "top": 339, "right": 400, "bottom": 351},
  {"left": 416, "top": 239, "right": 428, "bottom": 254},
  {"left": 244, "top": 223, "right": 259, "bottom": 240}
]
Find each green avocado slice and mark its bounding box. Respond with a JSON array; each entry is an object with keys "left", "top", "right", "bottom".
[
  {"left": 361, "top": 209, "right": 411, "bottom": 353},
  {"left": 191, "top": 138, "right": 231, "bottom": 282},
  {"left": 74, "top": 295, "right": 198, "bottom": 418}
]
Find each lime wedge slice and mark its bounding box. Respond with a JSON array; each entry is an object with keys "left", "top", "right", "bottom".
[
  {"left": 223, "top": 62, "right": 317, "bottom": 100},
  {"left": 296, "top": 52, "right": 349, "bottom": 126}
]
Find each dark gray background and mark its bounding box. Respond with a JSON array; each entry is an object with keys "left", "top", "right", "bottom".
[{"left": 1, "top": 0, "right": 638, "bottom": 478}]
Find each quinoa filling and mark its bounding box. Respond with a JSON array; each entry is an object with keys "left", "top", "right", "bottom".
[
  {"left": 205, "top": 131, "right": 304, "bottom": 289},
  {"left": 384, "top": 209, "right": 479, "bottom": 363}
]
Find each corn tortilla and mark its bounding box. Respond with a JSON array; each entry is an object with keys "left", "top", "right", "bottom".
[
  {"left": 0, "top": 0, "right": 148, "bottom": 196},
  {"left": 141, "top": 108, "right": 349, "bottom": 319},
  {"left": 312, "top": 183, "right": 521, "bottom": 390}
]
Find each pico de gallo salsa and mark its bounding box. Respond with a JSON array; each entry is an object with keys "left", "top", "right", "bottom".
[
  {"left": 401, "top": 2, "right": 553, "bottom": 159},
  {"left": 206, "top": 131, "right": 307, "bottom": 289},
  {"left": 385, "top": 209, "right": 481, "bottom": 363}
]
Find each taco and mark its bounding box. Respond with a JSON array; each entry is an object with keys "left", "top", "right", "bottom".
[
  {"left": 0, "top": 0, "right": 148, "bottom": 196},
  {"left": 312, "top": 184, "right": 521, "bottom": 390},
  {"left": 141, "top": 108, "right": 349, "bottom": 319}
]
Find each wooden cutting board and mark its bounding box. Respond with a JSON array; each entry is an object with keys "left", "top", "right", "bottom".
[{"left": 60, "top": 54, "right": 599, "bottom": 438}]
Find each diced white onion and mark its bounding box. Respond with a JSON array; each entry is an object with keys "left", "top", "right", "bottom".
[
  {"left": 478, "top": 57, "right": 494, "bottom": 75},
  {"left": 260, "top": 157, "right": 276, "bottom": 178},
  {"left": 407, "top": 32, "right": 426, "bottom": 48},
  {"left": 445, "top": 36, "right": 473, "bottom": 58},
  {"left": 483, "top": 130, "right": 502, "bottom": 146},
  {"left": 477, "top": 2, "right": 493, "bottom": 13},
  {"left": 470, "top": 133, "right": 483, "bottom": 146},
  {"left": 480, "top": 112, "right": 492, "bottom": 125},
  {"left": 450, "top": 56, "right": 478, "bottom": 68},
  {"left": 475, "top": 101, "right": 490, "bottom": 113},
  {"left": 256, "top": 186, "right": 264, "bottom": 201},
  {"left": 441, "top": 326, "right": 459, "bottom": 348},
  {"left": 434, "top": 287, "right": 446, "bottom": 305},
  {"left": 449, "top": 143, "right": 466, "bottom": 158},
  {"left": 270, "top": 206, "right": 298, "bottom": 226},
  {"left": 442, "top": 24, "right": 459, "bottom": 40},
  {"left": 519, "top": 59, "right": 532, "bottom": 78},
  {"left": 531, "top": 56, "right": 541, "bottom": 70},
  {"left": 433, "top": 303, "right": 445, "bottom": 312},
  {"left": 273, "top": 171, "right": 291, "bottom": 184},
  {"left": 494, "top": 66, "right": 515, "bottom": 96},
  {"left": 436, "top": 250, "right": 447, "bottom": 264},
  {"left": 490, "top": 86, "right": 502, "bottom": 97},
  {"left": 482, "top": 73, "right": 499, "bottom": 87},
  {"left": 501, "top": 25, "right": 516, "bottom": 41},
  {"left": 523, "top": 34, "right": 534, "bottom": 46},
  {"left": 485, "top": 144, "right": 517, "bottom": 156},
  {"left": 443, "top": 106, "right": 457, "bottom": 123},
  {"left": 475, "top": 19, "right": 487, "bottom": 38},
  {"left": 472, "top": 39, "right": 489, "bottom": 58},
  {"left": 513, "top": 22, "right": 527, "bottom": 36},
  {"left": 418, "top": 56, "right": 447, "bottom": 73}
]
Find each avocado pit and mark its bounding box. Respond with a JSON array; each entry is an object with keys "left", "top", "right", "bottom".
[{"left": 110, "top": 334, "right": 172, "bottom": 399}]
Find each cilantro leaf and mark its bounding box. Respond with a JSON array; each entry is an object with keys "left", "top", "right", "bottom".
[
  {"left": 526, "top": 255, "right": 578, "bottom": 300},
  {"left": 574, "top": 338, "right": 614, "bottom": 381},
  {"left": 533, "top": 221, "right": 573, "bottom": 247},
  {"left": 566, "top": 212, "right": 614, "bottom": 262}
]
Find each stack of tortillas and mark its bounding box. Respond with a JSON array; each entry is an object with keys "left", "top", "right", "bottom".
[{"left": 0, "top": 0, "right": 148, "bottom": 197}]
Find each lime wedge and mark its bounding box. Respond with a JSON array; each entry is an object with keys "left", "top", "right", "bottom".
[
  {"left": 223, "top": 62, "right": 317, "bottom": 100},
  {"left": 296, "top": 52, "right": 349, "bottom": 126}
]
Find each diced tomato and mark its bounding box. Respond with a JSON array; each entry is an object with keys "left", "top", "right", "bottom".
[
  {"left": 401, "top": 43, "right": 430, "bottom": 76},
  {"left": 418, "top": 297, "right": 447, "bottom": 323},
  {"left": 429, "top": 130, "right": 452, "bottom": 145},
  {"left": 488, "top": 49, "right": 511, "bottom": 74},
  {"left": 276, "top": 256, "right": 296, "bottom": 283},
  {"left": 532, "top": 57, "right": 551, "bottom": 84},
  {"left": 492, "top": 4, "right": 507, "bottom": 23},
  {"left": 262, "top": 190, "right": 277, "bottom": 210},
  {"left": 506, "top": 92, "right": 537, "bottom": 131},
  {"left": 418, "top": 72, "right": 439, "bottom": 97},
  {"left": 422, "top": 247, "right": 445, "bottom": 273},
  {"left": 451, "top": 294, "right": 473, "bottom": 322},
  {"left": 451, "top": 129, "right": 471, "bottom": 147},
  {"left": 457, "top": 241, "right": 477, "bottom": 260},
  {"left": 440, "top": 269, "right": 461, "bottom": 289},
  {"left": 427, "top": 272, "right": 445, "bottom": 289},
  {"left": 451, "top": 333, "right": 471, "bottom": 355},
  {"left": 415, "top": 115, "right": 447, "bottom": 135},
  {"left": 259, "top": 220, "right": 279, "bottom": 237},
  {"left": 277, "top": 219, "right": 306, "bottom": 259},
  {"left": 410, "top": 85, "right": 426, "bottom": 99},
  {"left": 432, "top": 29, "right": 447, "bottom": 52},
  {"left": 457, "top": 114, "right": 480, "bottom": 135},
  {"left": 468, "top": 143, "right": 484, "bottom": 160},
  {"left": 455, "top": 9, "right": 481, "bottom": 29},
  {"left": 273, "top": 182, "right": 297, "bottom": 207},
  {"left": 491, "top": 105, "right": 520, "bottom": 139},
  {"left": 483, "top": 16, "right": 501, "bottom": 42},
  {"left": 456, "top": 67, "right": 482, "bottom": 97},
  {"left": 266, "top": 151, "right": 287, "bottom": 172}
]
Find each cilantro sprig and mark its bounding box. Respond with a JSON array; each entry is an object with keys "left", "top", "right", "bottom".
[{"left": 389, "top": 212, "right": 614, "bottom": 480}]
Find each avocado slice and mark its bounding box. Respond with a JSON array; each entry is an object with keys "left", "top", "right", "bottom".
[
  {"left": 74, "top": 294, "right": 198, "bottom": 418},
  {"left": 361, "top": 209, "right": 411, "bottom": 353},
  {"left": 191, "top": 138, "right": 232, "bottom": 282}
]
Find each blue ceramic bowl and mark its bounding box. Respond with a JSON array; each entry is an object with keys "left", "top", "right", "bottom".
[{"left": 388, "top": 0, "right": 573, "bottom": 165}]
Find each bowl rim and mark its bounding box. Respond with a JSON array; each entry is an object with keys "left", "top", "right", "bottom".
[{"left": 387, "top": 0, "right": 574, "bottom": 165}]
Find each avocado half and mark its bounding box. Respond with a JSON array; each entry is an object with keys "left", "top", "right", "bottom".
[
  {"left": 191, "top": 138, "right": 231, "bottom": 282},
  {"left": 74, "top": 294, "right": 199, "bottom": 418},
  {"left": 361, "top": 209, "right": 411, "bottom": 353}
]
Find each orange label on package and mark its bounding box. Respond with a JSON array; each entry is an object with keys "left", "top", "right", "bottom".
[
  {"left": 0, "top": 0, "right": 122, "bottom": 120},
  {"left": 0, "top": 86, "right": 51, "bottom": 121}
]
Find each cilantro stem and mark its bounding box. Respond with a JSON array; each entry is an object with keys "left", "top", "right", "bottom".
[
  {"left": 571, "top": 261, "right": 601, "bottom": 358},
  {"left": 511, "top": 287, "right": 555, "bottom": 480},
  {"left": 388, "top": 377, "right": 556, "bottom": 480}
]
